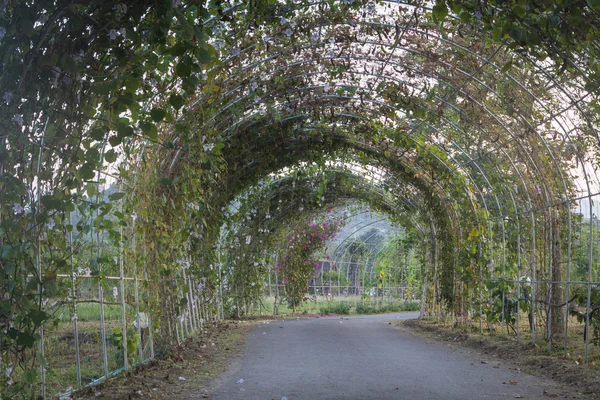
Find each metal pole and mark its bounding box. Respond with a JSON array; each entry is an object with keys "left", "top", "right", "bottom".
[
  {"left": 516, "top": 219, "right": 521, "bottom": 343},
  {"left": 144, "top": 245, "right": 155, "bottom": 359},
  {"left": 184, "top": 266, "right": 196, "bottom": 331},
  {"left": 585, "top": 198, "right": 594, "bottom": 362},
  {"left": 119, "top": 202, "right": 129, "bottom": 371},
  {"left": 531, "top": 209, "right": 536, "bottom": 346},
  {"left": 96, "top": 176, "right": 109, "bottom": 380},
  {"left": 218, "top": 248, "right": 224, "bottom": 319},
  {"left": 98, "top": 283, "right": 109, "bottom": 379},
  {"left": 501, "top": 217, "right": 506, "bottom": 337},
  {"left": 547, "top": 211, "right": 553, "bottom": 353},
  {"left": 69, "top": 212, "right": 82, "bottom": 388},
  {"left": 35, "top": 134, "right": 45, "bottom": 399},
  {"left": 564, "top": 200, "right": 572, "bottom": 357},
  {"left": 131, "top": 216, "right": 143, "bottom": 363}
]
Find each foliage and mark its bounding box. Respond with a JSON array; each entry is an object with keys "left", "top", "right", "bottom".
[
  {"left": 0, "top": 0, "right": 598, "bottom": 396},
  {"left": 318, "top": 302, "right": 351, "bottom": 315},
  {"left": 111, "top": 326, "right": 140, "bottom": 366},
  {"left": 570, "top": 285, "right": 600, "bottom": 346},
  {"left": 274, "top": 217, "right": 343, "bottom": 309}
]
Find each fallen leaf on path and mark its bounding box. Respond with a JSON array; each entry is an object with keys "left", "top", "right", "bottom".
[
  {"left": 509, "top": 381, "right": 518, "bottom": 385},
  {"left": 201, "top": 394, "right": 210, "bottom": 398},
  {"left": 543, "top": 390, "right": 558, "bottom": 398}
]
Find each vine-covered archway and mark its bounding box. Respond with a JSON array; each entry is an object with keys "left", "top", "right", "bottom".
[{"left": 2, "top": 0, "right": 600, "bottom": 397}]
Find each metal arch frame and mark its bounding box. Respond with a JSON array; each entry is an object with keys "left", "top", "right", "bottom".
[
  {"left": 88, "top": 0, "right": 600, "bottom": 367},
  {"left": 175, "top": 20, "right": 586, "bottom": 181},
  {"left": 219, "top": 167, "right": 428, "bottom": 253},
  {"left": 14, "top": 1, "right": 600, "bottom": 397},
  {"left": 206, "top": 63, "right": 567, "bottom": 217},
  {"left": 223, "top": 166, "right": 426, "bottom": 231}
]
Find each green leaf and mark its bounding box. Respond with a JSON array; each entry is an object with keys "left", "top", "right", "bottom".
[
  {"left": 67, "top": 3, "right": 87, "bottom": 15},
  {"left": 41, "top": 195, "right": 62, "bottom": 211},
  {"left": 117, "top": 123, "right": 134, "bottom": 138},
  {"left": 513, "top": 5, "right": 526, "bottom": 19},
  {"left": 23, "top": 369, "right": 38, "bottom": 384},
  {"left": 104, "top": 149, "right": 117, "bottom": 163},
  {"left": 432, "top": 1, "right": 448, "bottom": 22},
  {"left": 108, "top": 135, "right": 121, "bottom": 148},
  {"left": 501, "top": 60, "right": 513, "bottom": 73},
  {"left": 16, "top": 331, "right": 36, "bottom": 348},
  {"left": 61, "top": 55, "right": 78, "bottom": 75},
  {"left": 40, "top": 53, "right": 58, "bottom": 67},
  {"left": 150, "top": 108, "right": 166, "bottom": 122},
  {"left": 197, "top": 47, "right": 212, "bottom": 64},
  {"left": 90, "top": 127, "right": 105, "bottom": 141},
  {"left": 584, "top": 81, "right": 598, "bottom": 92},
  {"left": 139, "top": 121, "right": 158, "bottom": 140},
  {"left": 86, "top": 148, "right": 100, "bottom": 163},
  {"left": 42, "top": 280, "right": 58, "bottom": 297},
  {"left": 20, "top": 20, "right": 34, "bottom": 37},
  {"left": 169, "top": 94, "right": 185, "bottom": 110},
  {"left": 588, "top": 0, "right": 600, "bottom": 13},
  {"left": 45, "top": 123, "right": 57, "bottom": 137},
  {"left": 212, "top": 142, "right": 225, "bottom": 155},
  {"left": 1, "top": 243, "right": 13, "bottom": 259},
  {"left": 28, "top": 310, "right": 48, "bottom": 327},
  {"left": 109, "top": 192, "right": 126, "bottom": 201},
  {"left": 170, "top": 42, "right": 188, "bottom": 56},
  {"left": 176, "top": 60, "right": 192, "bottom": 77},
  {"left": 79, "top": 163, "right": 96, "bottom": 180},
  {"left": 491, "top": 28, "right": 503, "bottom": 41}
]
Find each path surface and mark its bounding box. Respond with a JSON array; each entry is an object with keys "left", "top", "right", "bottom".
[{"left": 202, "top": 313, "right": 578, "bottom": 400}]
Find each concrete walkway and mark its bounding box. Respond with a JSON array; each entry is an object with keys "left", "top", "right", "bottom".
[{"left": 204, "top": 313, "right": 578, "bottom": 400}]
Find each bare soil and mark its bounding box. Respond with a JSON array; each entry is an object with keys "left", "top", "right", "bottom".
[{"left": 398, "top": 319, "right": 600, "bottom": 399}]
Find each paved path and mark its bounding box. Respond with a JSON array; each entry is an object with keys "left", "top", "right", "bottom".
[{"left": 205, "top": 313, "right": 577, "bottom": 400}]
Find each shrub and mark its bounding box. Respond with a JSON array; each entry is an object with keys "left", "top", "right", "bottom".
[
  {"left": 319, "top": 302, "right": 350, "bottom": 315},
  {"left": 355, "top": 303, "right": 374, "bottom": 314},
  {"left": 400, "top": 301, "right": 420, "bottom": 311}
]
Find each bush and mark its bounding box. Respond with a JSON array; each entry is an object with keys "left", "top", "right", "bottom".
[
  {"left": 400, "top": 301, "right": 420, "bottom": 311},
  {"left": 319, "top": 302, "right": 351, "bottom": 315},
  {"left": 353, "top": 302, "right": 420, "bottom": 315},
  {"left": 355, "top": 303, "right": 374, "bottom": 314}
]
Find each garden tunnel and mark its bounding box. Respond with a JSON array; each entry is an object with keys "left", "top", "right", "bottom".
[{"left": 2, "top": 0, "right": 600, "bottom": 397}]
